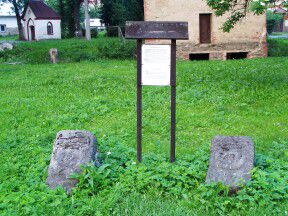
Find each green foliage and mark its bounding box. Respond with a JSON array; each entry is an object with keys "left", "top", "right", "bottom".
[
  {"left": 90, "top": 28, "right": 99, "bottom": 38},
  {"left": 0, "top": 58, "right": 288, "bottom": 214},
  {"left": 97, "top": 39, "right": 136, "bottom": 59},
  {"left": 75, "top": 144, "right": 288, "bottom": 213},
  {"left": 0, "top": 38, "right": 136, "bottom": 63},
  {"left": 268, "top": 38, "right": 288, "bottom": 57},
  {"left": 267, "top": 11, "right": 284, "bottom": 34},
  {"left": 205, "top": 0, "right": 288, "bottom": 32},
  {"left": 101, "top": 0, "right": 144, "bottom": 26}
]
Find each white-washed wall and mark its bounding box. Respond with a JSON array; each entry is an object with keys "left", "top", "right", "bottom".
[
  {"left": 0, "top": 16, "right": 18, "bottom": 36},
  {"left": 22, "top": 6, "right": 61, "bottom": 41},
  {"left": 34, "top": 20, "right": 61, "bottom": 40}
]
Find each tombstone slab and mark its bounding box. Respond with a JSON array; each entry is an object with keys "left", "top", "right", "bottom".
[
  {"left": 46, "top": 130, "right": 98, "bottom": 193},
  {"left": 2, "top": 42, "right": 13, "bottom": 50},
  {"left": 206, "top": 136, "right": 255, "bottom": 187},
  {"left": 49, "top": 48, "right": 59, "bottom": 64}
]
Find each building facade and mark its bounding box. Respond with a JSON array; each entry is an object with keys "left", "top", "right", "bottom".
[
  {"left": 22, "top": 0, "right": 61, "bottom": 41},
  {"left": 144, "top": 0, "right": 267, "bottom": 60},
  {"left": 0, "top": 0, "right": 18, "bottom": 36}
]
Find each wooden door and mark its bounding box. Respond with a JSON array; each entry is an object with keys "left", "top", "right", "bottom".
[
  {"left": 30, "top": 26, "right": 35, "bottom": 41},
  {"left": 199, "top": 14, "right": 211, "bottom": 43}
]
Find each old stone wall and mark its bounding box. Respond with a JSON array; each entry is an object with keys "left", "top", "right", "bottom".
[
  {"left": 0, "top": 27, "right": 18, "bottom": 36},
  {"left": 144, "top": 0, "right": 267, "bottom": 60}
]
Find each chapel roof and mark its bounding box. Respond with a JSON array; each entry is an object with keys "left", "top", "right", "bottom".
[{"left": 22, "top": 0, "right": 61, "bottom": 20}]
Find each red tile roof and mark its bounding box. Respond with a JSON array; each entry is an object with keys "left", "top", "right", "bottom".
[{"left": 22, "top": 0, "right": 61, "bottom": 20}]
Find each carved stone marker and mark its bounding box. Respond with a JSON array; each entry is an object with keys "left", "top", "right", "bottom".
[
  {"left": 206, "top": 136, "right": 255, "bottom": 187},
  {"left": 46, "top": 130, "right": 98, "bottom": 193},
  {"left": 49, "top": 48, "right": 59, "bottom": 64}
]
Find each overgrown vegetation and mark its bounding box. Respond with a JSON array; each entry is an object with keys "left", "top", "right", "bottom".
[
  {"left": 101, "top": 0, "right": 144, "bottom": 26},
  {"left": 268, "top": 38, "right": 288, "bottom": 57},
  {"left": 267, "top": 11, "right": 284, "bottom": 35},
  {"left": 1, "top": 37, "right": 287, "bottom": 64},
  {"left": 0, "top": 38, "right": 136, "bottom": 64},
  {"left": 0, "top": 58, "right": 287, "bottom": 214}
]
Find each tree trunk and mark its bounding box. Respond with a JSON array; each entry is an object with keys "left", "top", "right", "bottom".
[
  {"left": 73, "top": 0, "right": 83, "bottom": 37},
  {"left": 84, "top": 0, "right": 91, "bottom": 40},
  {"left": 12, "top": 0, "right": 25, "bottom": 40}
]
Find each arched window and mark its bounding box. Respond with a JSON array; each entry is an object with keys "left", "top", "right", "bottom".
[{"left": 47, "top": 22, "right": 53, "bottom": 35}]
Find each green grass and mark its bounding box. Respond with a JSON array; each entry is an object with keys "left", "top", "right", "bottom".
[
  {"left": 0, "top": 38, "right": 136, "bottom": 64},
  {"left": 0, "top": 35, "right": 18, "bottom": 41},
  {"left": 268, "top": 38, "right": 288, "bottom": 57},
  {"left": 0, "top": 58, "right": 287, "bottom": 215}
]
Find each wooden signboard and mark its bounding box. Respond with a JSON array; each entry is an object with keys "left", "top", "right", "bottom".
[{"left": 125, "top": 21, "right": 189, "bottom": 162}]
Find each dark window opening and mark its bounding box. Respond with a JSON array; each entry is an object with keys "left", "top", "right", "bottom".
[
  {"left": 226, "top": 52, "right": 248, "bottom": 60},
  {"left": 199, "top": 14, "right": 211, "bottom": 43},
  {"left": 0, "top": 25, "right": 6, "bottom": 32},
  {"left": 47, "top": 22, "right": 53, "bottom": 35},
  {"left": 189, "top": 53, "right": 210, "bottom": 61}
]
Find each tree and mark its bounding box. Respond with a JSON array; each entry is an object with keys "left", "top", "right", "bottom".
[
  {"left": 47, "top": 0, "right": 83, "bottom": 38},
  {"left": 84, "top": 0, "right": 91, "bottom": 40},
  {"left": 9, "top": 0, "right": 28, "bottom": 40},
  {"left": 206, "top": 0, "right": 288, "bottom": 32},
  {"left": 101, "top": 0, "right": 144, "bottom": 26}
]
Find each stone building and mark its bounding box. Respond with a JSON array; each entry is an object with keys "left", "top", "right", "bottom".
[
  {"left": 144, "top": 0, "right": 267, "bottom": 60},
  {"left": 22, "top": 0, "right": 61, "bottom": 41}
]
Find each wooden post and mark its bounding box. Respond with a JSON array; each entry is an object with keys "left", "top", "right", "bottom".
[
  {"left": 137, "top": 39, "right": 142, "bottom": 162},
  {"left": 170, "top": 39, "right": 176, "bottom": 162},
  {"left": 125, "top": 21, "right": 189, "bottom": 163}
]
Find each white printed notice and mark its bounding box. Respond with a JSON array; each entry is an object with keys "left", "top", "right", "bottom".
[{"left": 142, "top": 44, "right": 171, "bottom": 86}]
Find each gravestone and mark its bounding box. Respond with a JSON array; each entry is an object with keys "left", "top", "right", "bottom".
[
  {"left": 46, "top": 130, "right": 98, "bottom": 193},
  {"left": 1, "top": 42, "right": 13, "bottom": 50},
  {"left": 49, "top": 48, "right": 59, "bottom": 64},
  {"left": 206, "top": 136, "right": 255, "bottom": 187}
]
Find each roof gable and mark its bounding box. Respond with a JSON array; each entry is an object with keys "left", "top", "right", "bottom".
[{"left": 22, "top": 0, "right": 61, "bottom": 20}]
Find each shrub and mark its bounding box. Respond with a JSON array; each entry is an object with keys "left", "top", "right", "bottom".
[
  {"left": 97, "top": 38, "right": 136, "bottom": 59},
  {"left": 268, "top": 38, "right": 288, "bottom": 57},
  {"left": 0, "top": 38, "right": 136, "bottom": 64},
  {"left": 266, "top": 11, "right": 283, "bottom": 34},
  {"left": 91, "top": 28, "right": 99, "bottom": 38}
]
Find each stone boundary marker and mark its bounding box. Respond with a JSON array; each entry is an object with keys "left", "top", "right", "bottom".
[
  {"left": 46, "top": 130, "right": 98, "bottom": 193},
  {"left": 206, "top": 136, "right": 255, "bottom": 187},
  {"left": 49, "top": 48, "right": 59, "bottom": 64}
]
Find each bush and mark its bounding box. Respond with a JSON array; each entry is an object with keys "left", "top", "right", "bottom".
[
  {"left": 107, "top": 27, "right": 119, "bottom": 37},
  {"left": 91, "top": 28, "right": 98, "bottom": 38},
  {"left": 97, "top": 39, "right": 136, "bottom": 59},
  {"left": 0, "top": 38, "right": 136, "bottom": 63},
  {"left": 266, "top": 11, "right": 283, "bottom": 34},
  {"left": 268, "top": 38, "right": 288, "bottom": 57}
]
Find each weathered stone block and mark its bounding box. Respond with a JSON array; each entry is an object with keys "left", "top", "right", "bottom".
[
  {"left": 206, "top": 136, "right": 255, "bottom": 187},
  {"left": 46, "top": 130, "right": 98, "bottom": 193},
  {"left": 49, "top": 48, "right": 59, "bottom": 64},
  {"left": 1, "top": 42, "right": 13, "bottom": 50}
]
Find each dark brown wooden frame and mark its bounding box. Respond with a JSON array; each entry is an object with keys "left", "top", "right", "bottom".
[{"left": 125, "top": 21, "right": 189, "bottom": 163}]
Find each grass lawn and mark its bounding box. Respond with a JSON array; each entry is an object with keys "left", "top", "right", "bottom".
[
  {"left": 0, "top": 58, "right": 287, "bottom": 215},
  {"left": 0, "top": 35, "right": 18, "bottom": 41}
]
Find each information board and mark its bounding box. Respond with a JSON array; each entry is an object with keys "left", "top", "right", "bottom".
[{"left": 141, "top": 45, "right": 171, "bottom": 86}]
